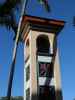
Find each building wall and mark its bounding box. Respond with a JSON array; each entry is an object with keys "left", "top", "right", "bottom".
[{"left": 24, "top": 29, "right": 62, "bottom": 100}]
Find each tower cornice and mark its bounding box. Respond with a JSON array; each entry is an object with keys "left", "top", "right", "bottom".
[{"left": 21, "top": 15, "right": 65, "bottom": 41}]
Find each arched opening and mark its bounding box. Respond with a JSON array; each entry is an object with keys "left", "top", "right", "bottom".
[
  {"left": 36, "top": 35, "right": 55, "bottom": 100},
  {"left": 36, "top": 35, "right": 50, "bottom": 55},
  {"left": 25, "top": 38, "right": 30, "bottom": 61}
]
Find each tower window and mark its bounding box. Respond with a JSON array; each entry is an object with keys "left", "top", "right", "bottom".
[
  {"left": 26, "top": 38, "right": 29, "bottom": 47},
  {"left": 26, "top": 65, "right": 30, "bottom": 81},
  {"left": 26, "top": 88, "right": 30, "bottom": 100},
  {"left": 39, "top": 86, "right": 56, "bottom": 100},
  {"left": 38, "top": 62, "right": 53, "bottom": 77},
  {"left": 36, "top": 35, "right": 50, "bottom": 55},
  {"left": 25, "top": 38, "right": 30, "bottom": 61}
]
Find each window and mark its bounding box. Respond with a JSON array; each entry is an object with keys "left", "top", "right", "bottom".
[
  {"left": 39, "top": 62, "right": 53, "bottom": 77},
  {"left": 26, "top": 38, "right": 29, "bottom": 47},
  {"left": 25, "top": 38, "right": 30, "bottom": 61},
  {"left": 39, "top": 86, "right": 56, "bottom": 100},
  {"left": 36, "top": 35, "right": 50, "bottom": 56},
  {"left": 26, "top": 65, "right": 30, "bottom": 81},
  {"left": 26, "top": 88, "right": 30, "bottom": 100}
]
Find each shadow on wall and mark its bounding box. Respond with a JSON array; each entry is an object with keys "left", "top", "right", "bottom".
[
  {"left": 55, "top": 89, "right": 63, "bottom": 100},
  {"left": 31, "top": 89, "right": 63, "bottom": 100}
]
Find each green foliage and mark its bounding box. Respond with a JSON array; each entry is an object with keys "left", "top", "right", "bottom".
[
  {"left": 38, "top": 0, "right": 50, "bottom": 12},
  {"left": 0, "top": 14, "right": 18, "bottom": 33},
  {"left": 0, "top": 0, "right": 22, "bottom": 36},
  {"left": 0, "top": 0, "right": 21, "bottom": 15},
  {"left": 0, "top": 0, "right": 50, "bottom": 34},
  {"left": 0, "top": 96, "right": 23, "bottom": 100}
]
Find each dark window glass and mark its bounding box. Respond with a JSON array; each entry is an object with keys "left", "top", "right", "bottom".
[
  {"left": 26, "top": 65, "right": 30, "bottom": 81},
  {"left": 39, "top": 62, "right": 53, "bottom": 77},
  {"left": 26, "top": 88, "right": 30, "bottom": 100},
  {"left": 36, "top": 35, "right": 50, "bottom": 55},
  {"left": 39, "top": 86, "right": 56, "bottom": 100},
  {"left": 26, "top": 38, "right": 29, "bottom": 47}
]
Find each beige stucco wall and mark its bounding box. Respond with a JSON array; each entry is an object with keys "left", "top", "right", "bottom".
[{"left": 54, "top": 49, "right": 63, "bottom": 100}]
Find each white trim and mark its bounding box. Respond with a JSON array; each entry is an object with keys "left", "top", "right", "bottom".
[
  {"left": 25, "top": 59, "right": 30, "bottom": 68},
  {"left": 38, "top": 56, "right": 52, "bottom": 63},
  {"left": 26, "top": 80, "right": 30, "bottom": 90},
  {"left": 39, "top": 77, "right": 54, "bottom": 86},
  {"left": 30, "top": 30, "right": 32, "bottom": 100}
]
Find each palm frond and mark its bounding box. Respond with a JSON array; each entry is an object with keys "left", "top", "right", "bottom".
[
  {"left": 0, "top": 15, "right": 17, "bottom": 32},
  {"left": 38, "top": 0, "right": 50, "bottom": 12},
  {"left": 0, "top": 0, "right": 21, "bottom": 30},
  {"left": 0, "top": 0, "right": 22, "bottom": 16},
  {"left": 73, "top": 16, "right": 75, "bottom": 26},
  {"left": 0, "top": 0, "right": 22, "bottom": 39}
]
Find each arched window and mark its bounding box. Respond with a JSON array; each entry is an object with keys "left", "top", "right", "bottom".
[
  {"left": 25, "top": 38, "right": 30, "bottom": 61},
  {"left": 36, "top": 35, "right": 50, "bottom": 55}
]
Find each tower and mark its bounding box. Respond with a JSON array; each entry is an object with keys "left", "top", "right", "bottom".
[{"left": 21, "top": 15, "right": 64, "bottom": 100}]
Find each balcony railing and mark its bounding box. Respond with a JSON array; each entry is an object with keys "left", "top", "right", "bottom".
[{"left": 37, "top": 52, "right": 54, "bottom": 57}]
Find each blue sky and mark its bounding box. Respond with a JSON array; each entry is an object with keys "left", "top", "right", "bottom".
[{"left": 0, "top": 0, "right": 75, "bottom": 100}]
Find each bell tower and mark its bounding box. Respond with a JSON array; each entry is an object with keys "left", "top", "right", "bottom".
[{"left": 21, "top": 15, "right": 64, "bottom": 100}]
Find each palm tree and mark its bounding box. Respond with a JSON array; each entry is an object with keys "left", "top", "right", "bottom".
[
  {"left": 0, "top": 0, "right": 50, "bottom": 100},
  {"left": 0, "top": 0, "right": 22, "bottom": 99},
  {"left": 6, "top": 0, "right": 28, "bottom": 99}
]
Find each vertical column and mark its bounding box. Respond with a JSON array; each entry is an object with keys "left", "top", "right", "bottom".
[
  {"left": 30, "top": 30, "right": 38, "bottom": 100},
  {"left": 54, "top": 49, "right": 63, "bottom": 100},
  {"left": 24, "top": 34, "right": 31, "bottom": 100}
]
